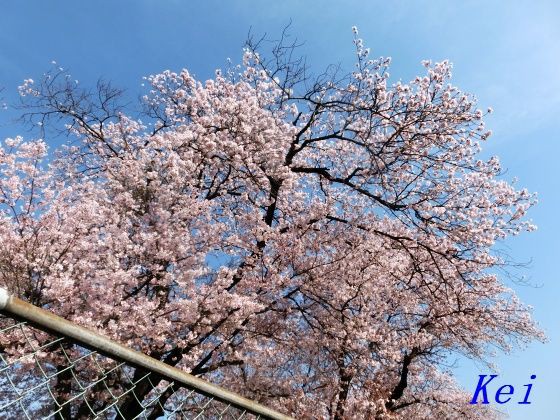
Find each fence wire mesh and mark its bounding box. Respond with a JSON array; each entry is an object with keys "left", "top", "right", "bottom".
[{"left": 0, "top": 314, "right": 260, "bottom": 419}]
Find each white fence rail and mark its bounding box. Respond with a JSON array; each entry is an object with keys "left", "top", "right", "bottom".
[{"left": 0, "top": 289, "right": 292, "bottom": 420}]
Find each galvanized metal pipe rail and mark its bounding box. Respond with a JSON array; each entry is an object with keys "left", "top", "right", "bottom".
[{"left": 0, "top": 288, "right": 293, "bottom": 420}]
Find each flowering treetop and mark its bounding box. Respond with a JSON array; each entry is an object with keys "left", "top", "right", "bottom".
[{"left": 1, "top": 29, "right": 542, "bottom": 419}]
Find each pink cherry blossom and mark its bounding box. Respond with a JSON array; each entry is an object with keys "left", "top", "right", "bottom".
[{"left": 0, "top": 33, "right": 543, "bottom": 419}]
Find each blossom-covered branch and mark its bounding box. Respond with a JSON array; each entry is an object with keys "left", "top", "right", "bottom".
[{"left": 1, "top": 28, "right": 542, "bottom": 419}]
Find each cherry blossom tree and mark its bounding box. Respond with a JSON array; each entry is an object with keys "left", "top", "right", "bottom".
[{"left": 0, "top": 29, "right": 543, "bottom": 419}]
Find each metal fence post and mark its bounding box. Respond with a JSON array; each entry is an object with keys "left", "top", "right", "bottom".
[{"left": 0, "top": 288, "right": 293, "bottom": 419}]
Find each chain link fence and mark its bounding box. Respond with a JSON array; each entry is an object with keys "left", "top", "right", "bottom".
[{"left": 0, "top": 290, "right": 292, "bottom": 420}]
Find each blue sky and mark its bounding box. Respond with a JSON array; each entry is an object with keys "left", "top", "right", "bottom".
[{"left": 1, "top": 1, "right": 558, "bottom": 418}]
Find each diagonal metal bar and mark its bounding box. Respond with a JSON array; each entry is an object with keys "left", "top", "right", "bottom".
[{"left": 0, "top": 288, "right": 293, "bottom": 420}]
